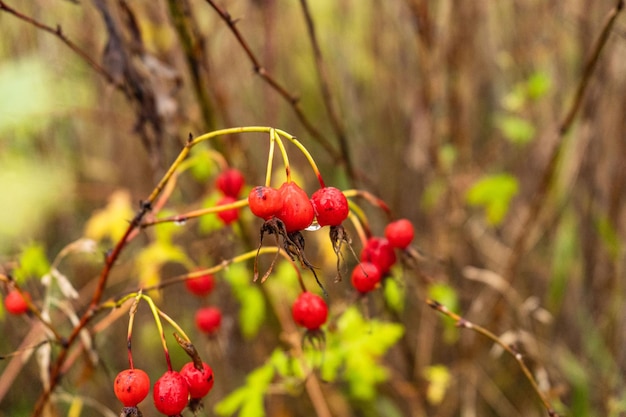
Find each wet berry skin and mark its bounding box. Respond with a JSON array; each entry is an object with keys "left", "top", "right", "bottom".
[
  {"left": 215, "top": 168, "right": 245, "bottom": 198},
  {"left": 185, "top": 271, "right": 215, "bottom": 297},
  {"left": 153, "top": 371, "right": 189, "bottom": 416},
  {"left": 385, "top": 219, "right": 415, "bottom": 249},
  {"left": 276, "top": 182, "right": 315, "bottom": 233},
  {"left": 310, "top": 187, "right": 349, "bottom": 227},
  {"left": 195, "top": 307, "right": 222, "bottom": 334},
  {"left": 180, "top": 362, "right": 215, "bottom": 399},
  {"left": 292, "top": 292, "right": 328, "bottom": 330},
  {"left": 248, "top": 186, "right": 283, "bottom": 220},
  {"left": 360, "top": 237, "right": 397, "bottom": 275},
  {"left": 351, "top": 262, "right": 382, "bottom": 293},
  {"left": 216, "top": 196, "right": 239, "bottom": 225},
  {"left": 4, "top": 289, "right": 30, "bottom": 315},
  {"left": 114, "top": 368, "right": 151, "bottom": 407}
]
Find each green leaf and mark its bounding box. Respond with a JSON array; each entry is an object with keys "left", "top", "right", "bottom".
[
  {"left": 13, "top": 242, "right": 50, "bottom": 283},
  {"left": 466, "top": 173, "right": 519, "bottom": 225},
  {"left": 84, "top": 190, "right": 134, "bottom": 243},
  {"left": 526, "top": 71, "right": 551, "bottom": 100},
  {"left": 383, "top": 276, "right": 405, "bottom": 314},
  {"left": 223, "top": 263, "right": 266, "bottom": 339},
  {"left": 497, "top": 114, "right": 536, "bottom": 145},
  {"left": 321, "top": 307, "right": 404, "bottom": 401},
  {"left": 135, "top": 241, "right": 191, "bottom": 290},
  {"left": 214, "top": 358, "right": 275, "bottom": 417},
  {"left": 423, "top": 364, "right": 451, "bottom": 405},
  {"left": 198, "top": 192, "right": 224, "bottom": 234}
]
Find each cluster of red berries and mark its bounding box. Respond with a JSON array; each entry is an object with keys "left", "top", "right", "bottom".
[
  {"left": 288, "top": 219, "right": 415, "bottom": 332},
  {"left": 351, "top": 219, "right": 415, "bottom": 294},
  {"left": 4, "top": 289, "right": 30, "bottom": 315},
  {"left": 184, "top": 271, "right": 222, "bottom": 335},
  {"left": 215, "top": 168, "right": 245, "bottom": 225},
  {"left": 114, "top": 361, "right": 214, "bottom": 415},
  {"left": 248, "top": 183, "right": 349, "bottom": 232}
]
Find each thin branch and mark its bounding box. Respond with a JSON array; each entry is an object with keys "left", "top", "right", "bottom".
[
  {"left": 0, "top": 0, "right": 124, "bottom": 93},
  {"left": 203, "top": 0, "right": 341, "bottom": 161},
  {"left": 503, "top": 0, "right": 624, "bottom": 285},
  {"left": 167, "top": 0, "right": 216, "bottom": 130},
  {"left": 426, "top": 299, "right": 560, "bottom": 417},
  {"left": 299, "top": 0, "right": 356, "bottom": 185}
]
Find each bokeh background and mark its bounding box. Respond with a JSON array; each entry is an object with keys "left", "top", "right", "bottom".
[{"left": 1, "top": 1, "right": 626, "bottom": 416}]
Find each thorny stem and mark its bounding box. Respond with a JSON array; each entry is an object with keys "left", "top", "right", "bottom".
[
  {"left": 342, "top": 189, "right": 392, "bottom": 218},
  {"left": 299, "top": 0, "right": 355, "bottom": 186},
  {"left": 0, "top": 1, "right": 124, "bottom": 92},
  {"left": 426, "top": 299, "right": 560, "bottom": 417},
  {"left": 202, "top": 0, "right": 341, "bottom": 162},
  {"left": 30, "top": 126, "right": 311, "bottom": 416},
  {"left": 141, "top": 197, "right": 249, "bottom": 227},
  {"left": 135, "top": 247, "right": 305, "bottom": 294}
]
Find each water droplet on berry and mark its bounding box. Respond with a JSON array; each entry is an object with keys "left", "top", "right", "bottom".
[{"left": 305, "top": 222, "right": 321, "bottom": 231}]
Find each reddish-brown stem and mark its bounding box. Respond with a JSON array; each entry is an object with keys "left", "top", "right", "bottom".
[
  {"left": 202, "top": 0, "right": 341, "bottom": 161},
  {"left": 0, "top": 1, "right": 124, "bottom": 93},
  {"left": 31, "top": 203, "right": 151, "bottom": 417},
  {"left": 426, "top": 299, "right": 559, "bottom": 417},
  {"left": 298, "top": 0, "right": 356, "bottom": 185}
]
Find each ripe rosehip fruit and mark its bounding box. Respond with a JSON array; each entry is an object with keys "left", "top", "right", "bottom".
[
  {"left": 216, "top": 196, "right": 239, "bottom": 225},
  {"left": 248, "top": 186, "right": 283, "bottom": 220},
  {"left": 310, "top": 186, "right": 349, "bottom": 227},
  {"left": 153, "top": 370, "right": 189, "bottom": 416},
  {"left": 4, "top": 289, "right": 30, "bottom": 315},
  {"left": 215, "top": 168, "right": 245, "bottom": 198},
  {"left": 185, "top": 272, "right": 215, "bottom": 297},
  {"left": 351, "top": 262, "right": 382, "bottom": 293},
  {"left": 384, "top": 219, "right": 415, "bottom": 249},
  {"left": 360, "top": 237, "right": 397, "bottom": 275},
  {"left": 180, "top": 362, "right": 214, "bottom": 399},
  {"left": 291, "top": 292, "right": 328, "bottom": 330},
  {"left": 114, "top": 368, "right": 151, "bottom": 407},
  {"left": 276, "top": 182, "right": 314, "bottom": 233},
  {"left": 195, "top": 307, "right": 222, "bottom": 334}
]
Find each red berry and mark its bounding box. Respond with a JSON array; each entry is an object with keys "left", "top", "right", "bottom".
[
  {"left": 114, "top": 368, "right": 151, "bottom": 407},
  {"left": 195, "top": 307, "right": 222, "bottom": 334},
  {"left": 4, "top": 290, "right": 30, "bottom": 315},
  {"left": 360, "top": 237, "right": 397, "bottom": 275},
  {"left": 216, "top": 196, "right": 239, "bottom": 225},
  {"left": 153, "top": 371, "right": 189, "bottom": 416},
  {"left": 351, "top": 262, "right": 382, "bottom": 293},
  {"left": 385, "top": 219, "right": 414, "bottom": 249},
  {"left": 310, "top": 187, "right": 349, "bottom": 227},
  {"left": 185, "top": 272, "right": 215, "bottom": 297},
  {"left": 180, "top": 362, "right": 214, "bottom": 399},
  {"left": 248, "top": 186, "right": 283, "bottom": 220},
  {"left": 291, "top": 292, "right": 328, "bottom": 330},
  {"left": 215, "top": 168, "right": 245, "bottom": 198},
  {"left": 276, "top": 182, "right": 314, "bottom": 233}
]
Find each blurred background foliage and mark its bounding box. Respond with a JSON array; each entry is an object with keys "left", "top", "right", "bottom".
[{"left": 1, "top": 0, "right": 626, "bottom": 416}]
